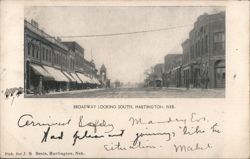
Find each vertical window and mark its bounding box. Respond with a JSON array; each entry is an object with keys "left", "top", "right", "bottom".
[
  {"left": 28, "top": 43, "right": 31, "bottom": 56},
  {"left": 46, "top": 49, "right": 48, "bottom": 61},
  {"left": 195, "top": 43, "right": 197, "bottom": 57},
  {"left": 205, "top": 35, "right": 208, "bottom": 54},
  {"left": 201, "top": 39, "right": 204, "bottom": 55},
  {"left": 54, "top": 53, "right": 56, "bottom": 63},
  {"left": 49, "top": 50, "right": 51, "bottom": 62},
  {"left": 42, "top": 48, "right": 44, "bottom": 60},
  {"left": 191, "top": 45, "right": 194, "bottom": 58},
  {"left": 31, "top": 45, "right": 34, "bottom": 57},
  {"left": 214, "top": 32, "right": 225, "bottom": 51},
  {"left": 36, "top": 46, "right": 39, "bottom": 58},
  {"left": 198, "top": 41, "right": 201, "bottom": 56}
]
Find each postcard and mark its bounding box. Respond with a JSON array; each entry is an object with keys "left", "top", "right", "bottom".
[{"left": 0, "top": 0, "right": 249, "bottom": 158}]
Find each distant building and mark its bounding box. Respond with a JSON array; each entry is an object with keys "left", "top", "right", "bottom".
[
  {"left": 99, "top": 64, "right": 110, "bottom": 88},
  {"left": 162, "top": 54, "right": 182, "bottom": 87},
  {"left": 153, "top": 64, "right": 164, "bottom": 87}
]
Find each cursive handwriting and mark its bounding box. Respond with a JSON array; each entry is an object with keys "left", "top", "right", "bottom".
[
  {"left": 18, "top": 114, "right": 71, "bottom": 128},
  {"left": 182, "top": 125, "right": 205, "bottom": 135},
  {"left": 72, "top": 130, "right": 104, "bottom": 146},
  {"left": 78, "top": 115, "right": 114, "bottom": 133},
  {"left": 129, "top": 113, "right": 207, "bottom": 127},
  {"left": 41, "top": 127, "right": 63, "bottom": 143},
  {"left": 133, "top": 131, "right": 175, "bottom": 146},
  {"left": 129, "top": 116, "right": 187, "bottom": 126},
  {"left": 16, "top": 113, "right": 222, "bottom": 154},
  {"left": 174, "top": 143, "right": 212, "bottom": 152},
  {"left": 104, "top": 141, "right": 157, "bottom": 151}
]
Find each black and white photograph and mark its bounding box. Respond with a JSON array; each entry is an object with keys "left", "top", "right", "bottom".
[{"left": 24, "top": 6, "right": 225, "bottom": 98}]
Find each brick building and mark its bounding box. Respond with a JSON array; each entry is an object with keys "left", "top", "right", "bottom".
[
  {"left": 159, "top": 11, "right": 225, "bottom": 89},
  {"left": 24, "top": 19, "right": 100, "bottom": 95},
  {"left": 182, "top": 11, "right": 225, "bottom": 88}
]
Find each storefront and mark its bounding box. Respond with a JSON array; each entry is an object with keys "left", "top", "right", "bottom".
[
  {"left": 183, "top": 66, "right": 191, "bottom": 88},
  {"left": 214, "top": 60, "right": 225, "bottom": 88},
  {"left": 43, "top": 66, "right": 70, "bottom": 91},
  {"left": 27, "top": 63, "right": 54, "bottom": 94}
]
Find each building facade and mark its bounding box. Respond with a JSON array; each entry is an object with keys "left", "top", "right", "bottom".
[
  {"left": 183, "top": 11, "right": 225, "bottom": 88},
  {"left": 24, "top": 19, "right": 101, "bottom": 95},
  {"left": 153, "top": 64, "right": 164, "bottom": 87},
  {"left": 148, "top": 11, "right": 225, "bottom": 89},
  {"left": 162, "top": 54, "right": 182, "bottom": 87}
]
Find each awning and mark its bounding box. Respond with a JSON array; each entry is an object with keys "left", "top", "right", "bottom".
[
  {"left": 43, "top": 66, "right": 69, "bottom": 82},
  {"left": 93, "top": 78, "right": 100, "bottom": 85},
  {"left": 71, "top": 73, "right": 82, "bottom": 83},
  {"left": 62, "top": 71, "right": 76, "bottom": 82},
  {"left": 93, "top": 78, "right": 100, "bottom": 84},
  {"left": 76, "top": 73, "right": 89, "bottom": 83},
  {"left": 30, "top": 63, "right": 53, "bottom": 80},
  {"left": 89, "top": 78, "right": 96, "bottom": 84}
]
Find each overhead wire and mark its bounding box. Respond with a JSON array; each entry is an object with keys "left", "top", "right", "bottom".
[{"left": 58, "top": 24, "right": 193, "bottom": 38}]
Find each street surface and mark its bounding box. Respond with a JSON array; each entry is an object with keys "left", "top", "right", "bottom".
[{"left": 27, "top": 87, "right": 225, "bottom": 98}]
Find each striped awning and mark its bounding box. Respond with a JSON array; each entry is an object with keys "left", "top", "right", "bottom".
[
  {"left": 76, "top": 73, "right": 89, "bottom": 83},
  {"left": 71, "top": 73, "right": 82, "bottom": 83},
  {"left": 62, "top": 71, "right": 76, "bottom": 82},
  {"left": 30, "top": 63, "right": 53, "bottom": 80},
  {"left": 43, "top": 66, "right": 69, "bottom": 82}
]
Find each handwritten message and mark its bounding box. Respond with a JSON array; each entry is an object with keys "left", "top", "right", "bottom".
[{"left": 12, "top": 112, "right": 223, "bottom": 157}]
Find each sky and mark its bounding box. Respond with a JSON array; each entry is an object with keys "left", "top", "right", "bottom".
[{"left": 24, "top": 6, "right": 225, "bottom": 84}]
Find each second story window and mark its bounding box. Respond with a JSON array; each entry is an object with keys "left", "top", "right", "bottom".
[
  {"left": 205, "top": 35, "right": 208, "bottom": 53},
  {"left": 46, "top": 49, "right": 48, "bottom": 61},
  {"left": 49, "top": 50, "right": 51, "bottom": 62},
  {"left": 36, "top": 46, "right": 39, "bottom": 58},
  {"left": 42, "top": 47, "right": 45, "bottom": 60},
  {"left": 201, "top": 38, "right": 204, "bottom": 55},
  {"left": 28, "top": 43, "right": 31, "bottom": 56},
  {"left": 214, "top": 32, "right": 225, "bottom": 51},
  {"left": 31, "top": 45, "right": 34, "bottom": 57}
]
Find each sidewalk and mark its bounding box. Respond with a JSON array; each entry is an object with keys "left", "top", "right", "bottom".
[
  {"left": 25, "top": 88, "right": 106, "bottom": 97},
  {"left": 152, "top": 86, "right": 225, "bottom": 91}
]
